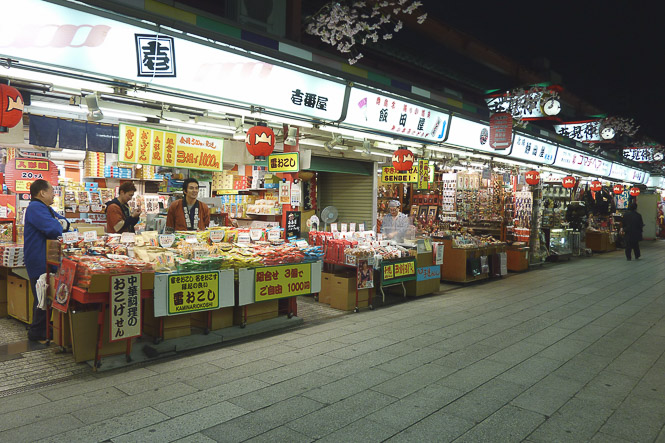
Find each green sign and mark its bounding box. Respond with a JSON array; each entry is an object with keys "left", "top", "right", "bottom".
[{"left": 381, "top": 258, "right": 417, "bottom": 285}]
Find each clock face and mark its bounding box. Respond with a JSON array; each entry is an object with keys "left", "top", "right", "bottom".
[
  {"left": 600, "top": 127, "right": 616, "bottom": 140},
  {"left": 542, "top": 98, "right": 561, "bottom": 116},
  {"left": 654, "top": 152, "right": 664, "bottom": 161}
]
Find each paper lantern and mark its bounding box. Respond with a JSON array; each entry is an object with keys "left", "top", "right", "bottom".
[
  {"left": 630, "top": 187, "right": 640, "bottom": 197},
  {"left": 245, "top": 125, "right": 275, "bottom": 158},
  {"left": 0, "top": 84, "right": 24, "bottom": 133},
  {"left": 590, "top": 180, "right": 602, "bottom": 192},
  {"left": 525, "top": 170, "right": 540, "bottom": 186},
  {"left": 562, "top": 176, "right": 576, "bottom": 189},
  {"left": 392, "top": 148, "right": 414, "bottom": 171},
  {"left": 612, "top": 184, "right": 623, "bottom": 195}
]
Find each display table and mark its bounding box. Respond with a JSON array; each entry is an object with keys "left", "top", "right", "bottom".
[
  {"left": 404, "top": 251, "right": 440, "bottom": 297},
  {"left": 585, "top": 231, "right": 616, "bottom": 252},
  {"left": 437, "top": 238, "right": 489, "bottom": 283}
]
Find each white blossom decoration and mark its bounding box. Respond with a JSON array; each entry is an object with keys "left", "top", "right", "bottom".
[{"left": 305, "top": 1, "right": 427, "bottom": 65}]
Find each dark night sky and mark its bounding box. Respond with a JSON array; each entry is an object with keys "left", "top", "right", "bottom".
[{"left": 420, "top": 2, "right": 665, "bottom": 144}]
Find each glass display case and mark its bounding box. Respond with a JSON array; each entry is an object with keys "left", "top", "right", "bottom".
[{"left": 549, "top": 228, "right": 572, "bottom": 256}]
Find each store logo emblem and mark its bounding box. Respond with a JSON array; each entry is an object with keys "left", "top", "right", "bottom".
[{"left": 135, "top": 34, "right": 176, "bottom": 77}]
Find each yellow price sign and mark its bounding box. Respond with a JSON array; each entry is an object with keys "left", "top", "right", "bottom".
[
  {"left": 15, "top": 180, "right": 34, "bottom": 193},
  {"left": 268, "top": 152, "right": 299, "bottom": 173},
  {"left": 381, "top": 166, "right": 419, "bottom": 183},
  {"left": 383, "top": 264, "right": 394, "bottom": 280},
  {"left": 255, "top": 263, "right": 311, "bottom": 301},
  {"left": 167, "top": 271, "right": 220, "bottom": 314},
  {"left": 394, "top": 260, "right": 415, "bottom": 278}
]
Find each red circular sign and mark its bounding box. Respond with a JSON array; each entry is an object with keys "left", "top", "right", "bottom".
[
  {"left": 245, "top": 125, "right": 275, "bottom": 158},
  {"left": 392, "top": 148, "right": 415, "bottom": 171},
  {"left": 525, "top": 170, "right": 540, "bottom": 185},
  {"left": 562, "top": 176, "right": 576, "bottom": 189},
  {"left": 0, "top": 84, "right": 24, "bottom": 132},
  {"left": 4, "top": 158, "right": 59, "bottom": 193},
  {"left": 612, "top": 184, "right": 624, "bottom": 195},
  {"left": 590, "top": 180, "right": 602, "bottom": 192},
  {"left": 630, "top": 187, "right": 641, "bottom": 197}
]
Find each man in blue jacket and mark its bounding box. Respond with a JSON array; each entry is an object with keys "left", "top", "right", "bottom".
[{"left": 25, "top": 179, "right": 70, "bottom": 341}]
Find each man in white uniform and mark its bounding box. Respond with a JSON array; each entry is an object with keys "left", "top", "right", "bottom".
[{"left": 381, "top": 200, "right": 410, "bottom": 243}]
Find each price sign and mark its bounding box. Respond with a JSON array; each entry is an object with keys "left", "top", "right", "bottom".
[
  {"left": 349, "top": 223, "right": 356, "bottom": 232},
  {"left": 268, "top": 152, "right": 299, "bottom": 173},
  {"left": 268, "top": 229, "right": 282, "bottom": 241},
  {"left": 434, "top": 242, "right": 444, "bottom": 265},
  {"left": 83, "top": 230, "right": 98, "bottom": 242},
  {"left": 341, "top": 223, "right": 348, "bottom": 232},
  {"left": 159, "top": 234, "right": 175, "bottom": 248},
  {"left": 250, "top": 229, "right": 264, "bottom": 241},
  {"left": 0, "top": 207, "right": 7, "bottom": 218},
  {"left": 423, "top": 237, "right": 432, "bottom": 252},
  {"left": 209, "top": 231, "right": 225, "bottom": 243},
  {"left": 109, "top": 273, "right": 142, "bottom": 341},
  {"left": 194, "top": 249, "right": 209, "bottom": 259},
  {"left": 78, "top": 204, "right": 90, "bottom": 213},
  {"left": 167, "top": 271, "right": 220, "bottom": 314},
  {"left": 91, "top": 204, "right": 104, "bottom": 213},
  {"left": 331, "top": 223, "right": 338, "bottom": 232},
  {"left": 62, "top": 231, "right": 79, "bottom": 244},
  {"left": 121, "top": 232, "right": 136, "bottom": 243},
  {"left": 290, "top": 184, "right": 301, "bottom": 207},
  {"left": 255, "top": 263, "right": 311, "bottom": 301},
  {"left": 296, "top": 240, "right": 309, "bottom": 248},
  {"left": 237, "top": 232, "right": 251, "bottom": 244},
  {"left": 185, "top": 235, "right": 198, "bottom": 243},
  {"left": 359, "top": 223, "right": 365, "bottom": 231}
]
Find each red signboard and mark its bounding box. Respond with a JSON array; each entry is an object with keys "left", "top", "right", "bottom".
[
  {"left": 590, "top": 180, "right": 602, "bottom": 192},
  {"left": 525, "top": 170, "right": 540, "bottom": 185},
  {"left": 489, "top": 112, "right": 512, "bottom": 150},
  {"left": 612, "top": 184, "right": 623, "bottom": 195},
  {"left": 629, "top": 187, "right": 641, "bottom": 197},
  {"left": 562, "top": 176, "right": 576, "bottom": 189},
  {"left": 4, "top": 158, "right": 59, "bottom": 193}
]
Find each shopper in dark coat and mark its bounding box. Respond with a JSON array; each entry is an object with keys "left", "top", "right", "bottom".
[{"left": 623, "top": 202, "right": 644, "bottom": 261}]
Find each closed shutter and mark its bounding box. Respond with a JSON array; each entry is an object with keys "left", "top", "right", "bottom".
[{"left": 318, "top": 172, "right": 374, "bottom": 227}]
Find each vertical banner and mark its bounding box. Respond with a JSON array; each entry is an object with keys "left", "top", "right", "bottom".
[
  {"left": 417, "top": 159, "right": 430, "bottom": 190},
  {"left": 110, "top": 273, "right": 142, "bottom": 342},
  {"left": 489, "top": 112, "right": 512, "bottom": 150}
]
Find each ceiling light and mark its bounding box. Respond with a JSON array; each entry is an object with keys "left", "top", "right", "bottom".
[
  {"left": 284, "top": 127, "right": 298, "bottom": 145},
  {"left": 233, "top": 118, "right": 245, "bottom": 140},
  {"left": 84, "top": 93, "right": 103, "bottom": 121},
  {"left": 370, "top": 151, "right": 393, "bottom": 158}
]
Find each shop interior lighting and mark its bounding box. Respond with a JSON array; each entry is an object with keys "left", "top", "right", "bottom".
[
  {"left": 361, "top": 139, "right": 371, "bottom": 157},
  {"left": 284, "top": 127, "right": 298, "bottom": 145},
  {"left": 84, "top": 94, "right": 104, "bottom": 121},
  {"left": 28, "top": 100, "right": 86, "bottom": 114},
  {"left": 323, "top": 135, "right": 343, "bottom": 152}
]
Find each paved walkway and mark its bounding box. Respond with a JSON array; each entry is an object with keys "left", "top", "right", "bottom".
[{"left": 1, "top": 241, "right": 665, "bottom": 442}]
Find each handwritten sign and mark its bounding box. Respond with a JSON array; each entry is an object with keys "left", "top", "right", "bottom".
[
  {"left": 255, "top": 263, "right": 311, "bottom": 301},
  {"left": 62, "top": 231, "right": 79, "bottom": 244},
  {"left": 416, "top": 265, "right": 441, "bottom": 281},
  {"left": 83, "top": 230, "right": 98, "bottom": 242},
  {"left": 167, "top": 271, "right": 219, "bottom": 314},
  {"left": 121, "top": 232, "right": 136, "bottom": 243},
  {"left": 209, "top": 231, "right": 225, "bottom": 243},
  {"left": 109, "top": 274, "right": 142, "bottom": 341},
  {"left": 159, "top": 234, "right": 175, "bottom": 248},
  {"left": 381, "top": 258, "right": 417, "bottom": 285}
]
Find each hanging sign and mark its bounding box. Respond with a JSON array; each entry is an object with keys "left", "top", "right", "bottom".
[
  {"left": 630, "top": 187, "right": 641, "bottom": 196},
  {"left": 590, "top": 180, "right": 602, "bottom": 192},
  {"left": 268, "top": 152, "right": 299, "bottom": 173},
  {"left": 562, "top": 176, "right": 576, "bottom": 189},
  {"left": 167, "top": 271, "right": 220, "bottom": 314},
  {"left": 119, "top": 124, "right": 222, "bottom": 171},
  {"left": 554, "top": 120, "right": 604, "bottom": 143},
  {"left": 290, "top": 183, "right": 302, "bottom": 207},
  {"left": 417, "top": 159, "right": 430, "bottom": 189},
  {"left": 255, "top": 263, "right": 311, "bottom": 301},
  {"left": 623, "top": 147, "right": 655, "bottom": 163},
  {"left": 381, "top": 166, "right": 419, "bottom": 183},
  {"left": 612, "top": 184, "right": 624, "bottom": 195},
  {"left": 286, "top": 211, "right": 301, "bottom": 239},
  {"left": 4, "top": 158, "right": 59, "bottom": 193},
  {"left": 109, "top": 273, "right": 142, "bottom": 342},
  {"left": 489, "top": 112, "right": 513, "bottom": 150}
]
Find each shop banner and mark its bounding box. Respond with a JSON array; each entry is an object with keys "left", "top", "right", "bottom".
[
  {"left": 344, "top": 87, "right": 449, "bottom": 142},
  {"left": 416, "top": 265, "right": 441, "bottom": 281},
  {"left": 381, "top": 258, "right": 417, "bottom": 285},
  {"left": 255, "top": 263, "right": 311, "bottom": 301},
  {"left": 167, "top": 271, "right": 220, "bottom": 314},
  {"left": 268, "top": 152, "right": 299, "bottom": 173},
  {"left": 4, "top": 158, "right": 59, "bottom": 194},
  {"left": 381, "top": 166, "right": 419, "bottom": 183},
  {"left": 1, "top": 0, "right": 346, "bottom": 121},
  {"left": 509, "top": 135, "right": 556, "bottom": 165},
  {"left": 623, "top": 148, "right": 656, "bottom": 163},
  {"left": 109, "top": 273, "right": 142, "bottom": 342},
  {"left": 553, "top": 147, "right": 612, "bottom": 177},
  {"left": 119, "top": 124, "right": 222, "bottom": 171},
  {"left": 417, "top": 160, "right": 430, "bottom": 189},
  {"left": 554, "top": 120, "right": 604, "bottom": 143},
  {"left": 445, "top": 116, "right": 495, "bottom": 153}
]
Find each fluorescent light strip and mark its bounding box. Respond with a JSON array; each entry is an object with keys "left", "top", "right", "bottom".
[
  {"left": 370, "top": 151, "right": 393, "bottom": 158},
  {"left": 29, "top": 101, "right": 86, "bottom": 113},
  {"left": 158, "top": 120, "right": 234, "bottom": 134},
  {"left": 319, "top": 125, "right": 393, "bottom": 142},
  {"left": 6, "top": 67, "right": 116, "bottom": 93}
]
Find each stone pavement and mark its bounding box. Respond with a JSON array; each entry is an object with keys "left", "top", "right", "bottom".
[{"left": 1, "top": 241, "right": 665, "bottom": 442}]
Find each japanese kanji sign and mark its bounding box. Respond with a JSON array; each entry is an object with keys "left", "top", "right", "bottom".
[
  {"left": 509, "top": 135, "right": 556, "bottom": 165},
  {"left": 168, "top": 271, "right": 220, "bottom": 315},
  {"left": 381, "top": 258, "right": 417, "bottom": 285},
  {"left": 623, "top": 148, "right": 655, "bottom": 163},
  {"left": 417, "top": 160, "right": 430, "bottom": 190},
  {"left": 119, "top": 123, "right": 223, "bottom": 171},
  {"left": 554, "top": 120, "right": 603, "bottom": 143},
  {"left": 381, "top": 166, "right": 419, "bottom": 183},
  {"left": 4, "top": 158, "right": 59, "bottom": 193},
  {"left": 135, "top": 34, "right": 176, "bottom": 77},
  {"left": 489, "top": 112, "right": 512, "bottom": 150},
  {"left": 110, "top": 274, "right": 142, "bottom": 342},
  {"left": 268, "top": 152, "right": 299, "bottom": 173},
  {"left": 416, "top": 265, "right": 441, "bottom": 281},
  {"left": 255, "top": 263, "right": 311, "bottom": 302}
]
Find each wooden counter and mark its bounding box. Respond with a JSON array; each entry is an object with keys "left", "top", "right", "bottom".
[{"left": 585, "top": 231, "right": 616, "bottom": 252}]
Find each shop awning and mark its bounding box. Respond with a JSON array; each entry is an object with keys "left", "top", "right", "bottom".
[{"left": 305, "top": 157, "right": 373, "bottom": 176}]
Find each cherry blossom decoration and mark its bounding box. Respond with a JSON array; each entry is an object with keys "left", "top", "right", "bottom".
[{"left": 305, "top": 1, "right": 427, "bottom": 65}]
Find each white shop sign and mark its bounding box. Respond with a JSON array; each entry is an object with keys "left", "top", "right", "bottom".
[
  {"left": 0, "top": 0, "right": 346, "bottom": 120},
  {"left": 552, "top": 148, "right": 611, "bottom": 177},
  {"left": 608, "top": 162, "right": 630, "bottom": 181},
  {"left": 508, "top": 135, "right": 556, "bottom": 165},
  {"left": 445, "top": 116, "right": 495, "bottom": 153},
  {"left": 343, "top": 87, "right": 449, "bottom": 142}
]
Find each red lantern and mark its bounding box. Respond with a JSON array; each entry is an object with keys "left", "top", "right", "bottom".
[
  {"left": 590, "top": 180, "right": 602, "bottom": 192},
  {"left": 562, "top": 176, "right": 576, "bottom": 189},
  {"left": 525, "top": 170, "right": 540, "bottom": 186},
  {"left": 0, "top": 84, "right": 24, "bottom": 133},
  {"left": 392, "top": 148, "right": 414, "bottom": 171},
  {"left": 630, "top": 187, "right": 641, "bottom": 197},
  {"left": 612, "top": 184, "right": 624, "bottom": 195},
  {"left": 245, "top": 125, "right": 275, "bottom": 158}
]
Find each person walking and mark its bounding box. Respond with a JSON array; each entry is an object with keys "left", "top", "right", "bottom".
[
  {"left": 24, "top": 180, "right": 70, "bottom": 341},
  {"left": 622, "top": 202, "right": 644, "bottom": 261}
]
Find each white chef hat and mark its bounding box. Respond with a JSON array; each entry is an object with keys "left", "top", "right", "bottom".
[{"left": 388, "top": 200, "right": 400, "bottom": 208}]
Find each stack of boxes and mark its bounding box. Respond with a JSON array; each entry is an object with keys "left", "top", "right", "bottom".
[
  {"left": 0, "top": 244, "right": 23, "bottom": 267},
  {"left": 84, "top": 152, "right": 105, "bottom": 177},
  {"left": 104, "top": 166, "right": 132, "bottom": 178},
  {"left": 319, "top": 270, "right": 369, "bottom": 311}
]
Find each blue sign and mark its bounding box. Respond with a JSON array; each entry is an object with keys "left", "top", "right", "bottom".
[{"left": 416, "top": 265, "right": 440, "bottom": 281}]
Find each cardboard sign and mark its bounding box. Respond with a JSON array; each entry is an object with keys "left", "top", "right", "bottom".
[
  {"left": 109, "top": 273, "right": 142, "bottom": 341},
  {"left": 159, "top": 234, "right": 175, "bottom": 248},
  {"left": 209, "top": 231, "right": 225, "bottom": 243},
  {"left": 255, "top": 263, "right": 311, "bottom": 301},
  {"left": 237, "top": 232, "right": 251, "bottom": 244},
  {"left": 167, "top": 271, "right": 220, "bottom": 314}
]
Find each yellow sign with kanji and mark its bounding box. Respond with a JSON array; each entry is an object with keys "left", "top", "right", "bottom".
[
  {"left": 167, "top": 271, "right": 220, "bottom": 314},
  {"left": 418, "top": 160, "right": 430, "bottom": 189},
  {"left": 15, "top": 180, "right": 33, "bottom": 193},
  {"left": 16, "top": 160, "right": 49, "bottom": 171},
  {"left": 268, "top": 152, "right": 299, "bottom": 173},
  {"left": 118, "top": 123, "right": 222, "bottom": 171},
  {"left": 255, "top": 263, "right": 311, "bottom": 301},
  {"left": 381, "top": 166, "right": 419, "bottom": 183}
]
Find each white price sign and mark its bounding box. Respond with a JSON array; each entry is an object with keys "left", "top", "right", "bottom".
[
  {"left": 83, "top": 230, "right": 98, "bottom": 242},
  {"left": 159, "top": 234, "right": 175, "bottom": 248},
  {"left": 237, "top": 232, "right": 251, "bottom": 244},
  {"left": 359, "top": 223, "right": 365, "bottom": 231},
  {"left": 330, "top": 223, "right": 338, "bottom": 232},
  {"left": 185, "top": 235, "right": 198, "bottom": 243},
  {"left": 78, "top": 204, "right": 90, "bottom": 213},
  {"left": 121, "top": 232, "right": 136, "bottom": 243},
  {"left": 349, "top": 223, "right": 356, "bottom": 232},
  {"left": 209, "top": 231, "right": 225, "bottom": 243},
  {"left": 62, "top": 231, "right": 79, "bottom": 244},
  {"left": 296, "top": 240, "right": 309, "bottom": 248},
  {"left": 268, "top": 229, "right": 281, "bottom": 241}
]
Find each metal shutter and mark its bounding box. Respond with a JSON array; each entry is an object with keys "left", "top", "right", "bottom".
[{"left": 318, "top": 171, "right": 376, "bottom": 228}]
